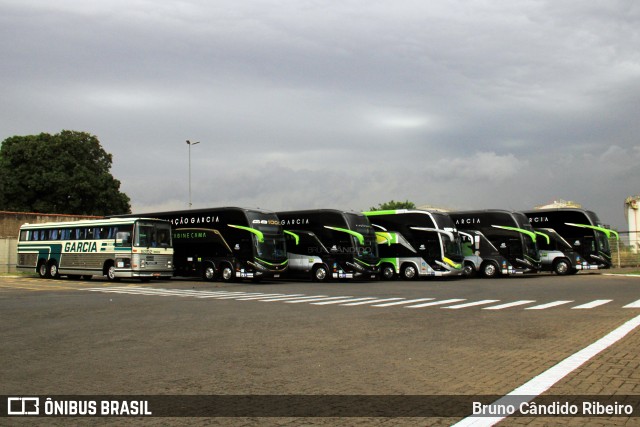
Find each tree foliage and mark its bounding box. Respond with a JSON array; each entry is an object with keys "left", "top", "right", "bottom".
[
  {"left": 368, "top": 200, "right": 416, "bottom": 211},
  {"left": 0, "top": 130, "right": 131, "bottom": 215}
]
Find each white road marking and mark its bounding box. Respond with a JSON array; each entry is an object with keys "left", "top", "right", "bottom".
[
  {"left": 284, "top": 296, "right": 353, "bottom": 304},
  {"left": 483, "top": 300, "right": 536, "bottom": 310},
  {"left": 405, "top": 299, "right": 466, "bottom": 308},
  {"left": 623, "top": 299, "right": 640, "bottom": 308},
  {"left": 311, "top": 297, "right": 379, "bottom": 305},
  {"left": 258, "top": 295, "right": 328, "bottom": 302},
  {"left": 371, "top": 298, "right": 435, "bottom": 307},
  {"left": 340, "top": 297, "right": 405, "bottom": 306},
  {"left": 572, "top": 299, "right": 613, "bottom": 309},
  {"left": 212, "top": 293, "right": 281, "bottom": 299},
  {"left": 452, "top": 313, "right": 640, "bottom": 427},
  {"left": 233, "top": 294, "right": 297, "bottom": 300},
  {"left": 525, "top": 300, "right": 574, "bottom": 310},
  {"left": 443, "top": 300, "right": 500, "bottom": 309}
]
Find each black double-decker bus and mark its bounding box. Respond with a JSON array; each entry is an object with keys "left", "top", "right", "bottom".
[
  {"left": 118, "top": 207, "right": 288, "bottom": 282},
  {"left": 450, "top": 210, "right": 541, "bottom": 277},
  {"left": 362, "top": 209, "right": 464, "bottom": 280},
  {"left": 277, "top": 209, "right": 379, "bottom": 281},
  {"left": 523, "top": 208, "right": 618, "bottom": 272}
]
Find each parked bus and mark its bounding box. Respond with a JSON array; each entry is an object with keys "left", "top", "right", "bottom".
[
  {"left": 277, "top": 209, "right": 379, "bottom": 281},
  {"left": 450, "top": 210, "right": 541, "bottom": 277},
  {"left": 523, "top": 208, "right": 618, "bottom": 271},
  {"left": 118, "top": 207, "right": 288, "bottom": 282},
  {"left": 17, "top": 218, "right": 173, "bottom": 281},
  {"left": 362, "top": 209, "right": 464, "bottom": 280}
]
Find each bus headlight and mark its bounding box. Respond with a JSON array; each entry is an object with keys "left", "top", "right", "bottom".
[{"left": 116, "top": 258, "right": 131, "bottom": 268}]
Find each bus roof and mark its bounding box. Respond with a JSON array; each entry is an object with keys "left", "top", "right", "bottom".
[
  {"left": 19, "top": 217, "right": 167, "bottom": 229},
  {"left": 115, "top": 206, "right": 277, "bottom": 218}
]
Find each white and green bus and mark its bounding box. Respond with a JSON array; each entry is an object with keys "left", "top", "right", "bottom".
[{"left": 17, "top": 218, "right": 173, "bottom": 281}]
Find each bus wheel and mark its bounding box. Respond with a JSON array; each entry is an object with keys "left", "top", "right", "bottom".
[
  {"left": 48, "top": 261, "right": 60, "bottom": 279},
  {"left": 481, "top": 262, "right": 499, "bottom": 278},
  {"left": 221, "top": 265, "right": 235, "bottom": 282},
  {"left": 554, "top": 259, "right": 570, "bottom": 276},
  {"left": 380, "top": 265, "right": 395, "bottom": 280},
  {"left": 312, "top": 265, "right": 329, "bottom": 282},
  {"left": 37, "top": 261, "right": 48, "bottom": 278},
  {"left": 203, "top": 264, "right": 216, "bottom": 281},
  {"left": 401, "top": 264, "right": 417, "bottom": 280},
  {"left": 105, "top": 263, "right": 119, "bottom": 282},
  {"left": 462, "top": 262, "right": 476, "bottom": 278}
]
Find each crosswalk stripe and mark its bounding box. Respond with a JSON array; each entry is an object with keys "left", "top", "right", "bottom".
[
  {"left": 483, "top": 300, "right": 537, "bottom": 310},
  {"left": 443, "top": 299, "right": 500, "bottom": 309},
  {"left": 284, "top": 296, "right": 353, "bottom": 304},
  {"left": 212, "top": 293, "right": 278, "bottom": 299},
  {"left": 371, "top": 298, "right": 435, "bottom": 307},
  {"left": 572, "top": 300, "right": 613, "bottom": 309},
  {"left": 623, "top": 299, "right": 640, "bottom": 308},
  {"left": 406, "top": 299, "right": 466, "bottom": 308},
  {"left": 234, "top": 294, "right": 293, "bottom": 300},
  {"left": 258, "top": 295, "right": 328, "bottom": 302},
  {"left": 311, "top": 297, "right": 379, "bottom": 306},
  {"left": 525, "top": 300, "right": 574, "bottom": 310},
  {"left": 340, "top": 297, "right": 405, "bottom": 306}
]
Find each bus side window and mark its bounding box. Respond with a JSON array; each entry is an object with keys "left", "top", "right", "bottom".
[{"left": 116, "top": 231, "right": 131, "bottom": 247}]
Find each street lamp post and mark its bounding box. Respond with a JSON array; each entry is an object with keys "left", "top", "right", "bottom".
[{"left": 186, "top": 140, "right": 200, "bottom": 208}]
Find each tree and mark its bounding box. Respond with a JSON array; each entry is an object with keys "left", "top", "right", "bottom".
[
  {"left": 0, "top": 130, "right": 131, "bottom": 215},
  {"left": 368, "top": 200, "right": 416, "bottom": 211}
]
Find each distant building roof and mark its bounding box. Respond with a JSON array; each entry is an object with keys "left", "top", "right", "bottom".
[{"left": 533, "top": 199, "right": 582, "bottom": 209}]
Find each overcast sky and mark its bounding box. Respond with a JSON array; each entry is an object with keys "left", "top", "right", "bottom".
[{"left": 2, "top": 0, "right": 639, "bottom": 230}]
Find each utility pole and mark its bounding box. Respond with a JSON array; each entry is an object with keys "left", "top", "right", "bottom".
[{"left": 186, "top": 140, "right": 200, "bottom": 208}]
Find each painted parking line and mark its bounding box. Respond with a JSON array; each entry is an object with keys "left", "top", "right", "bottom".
[
  {"left": 483, "top": 300, "right": 536, "bottom": 310},
  {"left": 340, "top": 297, "right": 405, "bottom": 306},
  {"left": 443, "top": 300, "right": 500, "bottom": 309},
  {"left": 212, "top": 293, "right": 283, "bottom": 300},
  {"left": 258, "top": 295, "right": 327, "bottom": 302},
  {"left": 452, "top": 313, "right": 640, "bottom": 427},
  {"left": 311, "top": 297, "right": 379, "bottom": 306},
  {"left": 525, "top": 300, "right": 574, "bottom": 310},
  {"left": 284, "top": 296, "right": 353, "bottom": 304},
  {"left": 234, "top": 294, "right": 297, "bottom": 300},
  {"left": 371, "top": 298, "right": 435, "bottom": 307},
  {"left": 572, "top": 299, "right": 613, "bottom": 309},
  {"left": 623, "top": 299, "right": 640, "bottom": 308},
  {"left": 405, "top": 299, "right": 466, "bottom": 308}
]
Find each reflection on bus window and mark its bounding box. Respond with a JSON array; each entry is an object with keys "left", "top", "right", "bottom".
[{"left": 116, "top": 231, "right": 132, "bottom": 247}]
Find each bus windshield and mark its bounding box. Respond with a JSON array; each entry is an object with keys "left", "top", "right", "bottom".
[
  {"left": 442, "top": 233, "right": 462, "bottom": 259},
  {"left": 135, "top": 221, "right": 173, "bottom": 248},
  {"left": 246, "top": 212, "right": 287, "bottom": 262},
  {"left": 345, "top": 214, "right": 379, "bottom": 262},
  {"left": 254, "top": 235, "right": 287, "bottom": 262}
]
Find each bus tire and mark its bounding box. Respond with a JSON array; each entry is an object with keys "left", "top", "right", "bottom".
[
  {"left": 105, "top": 262, "right": 119, "bottom": 282},
  {"left": 481, "top": 262, "right": 499, "bottom": 278},
  {"left": 37, "top": 260, "right": 48, "bottom": 278},
  {"left": 462, "top": 262, "right": 476, "bottom": 278},
  {"left": 312, "top": 264, "right": 329, "bottom": 282},
  {"left": 203, "top": 263, "right": 217, "bottom": 281},
  {"left": 221, "top": 264, "right": 235, "bottom": 282},
  {"left": 401, "top": 264, "right": 417, "bottom": 280},
  {"left": 380, "top": 264, "right": 395, "bottom": 280},
  {"left": 553, "top": 258, "right": 571, "bottom": 276},
  {"left": 47, "top": 261, "right": 60, "bottom": 279}
]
